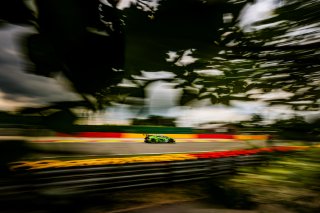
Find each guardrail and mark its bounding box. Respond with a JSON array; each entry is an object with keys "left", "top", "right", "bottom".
[{"left": 0, "top": 154, "right": 266, "bottom": 202}]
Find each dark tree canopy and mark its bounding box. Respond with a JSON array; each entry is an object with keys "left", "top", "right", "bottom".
[{"left": 1, "top": 0, "right": 319, "bottom": 111}]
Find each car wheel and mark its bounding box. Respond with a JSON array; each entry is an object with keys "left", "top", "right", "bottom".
[
  {"left": 168, "top": 139, "right": 175, "bottom": 143},
  {"left": 150, "top": 139, "right": 156, "bottom": 143}
]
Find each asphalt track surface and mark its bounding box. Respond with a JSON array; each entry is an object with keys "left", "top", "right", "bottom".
[
  {"left": 27, "top": 140, "right": 267, "bottom": 158},
  {"left": 0, "top": 136, "right": 268, "bottom": 159}
]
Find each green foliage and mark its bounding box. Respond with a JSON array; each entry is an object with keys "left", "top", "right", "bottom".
[
  {"left": 227, "top": 148, "right": 320, "bottom": 212},
  {"left": 132, "top": 115, "right": 175, "bottom": 126},
  {"left": 120, "top": 0, "right": 320, "bottom": 109},
  {"left": 250, "top": 114, "right": 263, "bottom": 124},
  {"left": 216, "top": 0, "right": 320, "bottom": 109},
  {"left": 2, "top": 0, "right": 319, "bottom": 110},
  {"left": 204, "top": 178, "right": 256, "bottom": 209}
]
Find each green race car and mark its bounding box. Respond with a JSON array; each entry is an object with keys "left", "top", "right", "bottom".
[{"left": 144, "top": 134, "right": 175, "bottom": 143}]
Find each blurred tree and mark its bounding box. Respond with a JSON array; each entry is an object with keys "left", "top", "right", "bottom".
[
  {"left": 132, "top": 115, "right": 175, "bottom": 126},
  {"left": 18, "top": 101, "right": 92, "bottom": 132},
  {"left": 272, "top": 115, "right": 309, "bottom": 131},
  {"left": 309, "top": 118, "right": 320, "bottom": 135},
  {"left": 271, "top": 115, "right": 319, "bottom": 140},
  {"left": 25, "top": 0, "right": 125, "bottom": 94},
  {"left": 0, "top": 0, "right": 35, "bottom": 25},
  {"left": 120, "top": 0, "right": 320, "bottom": 110},
  {"left": 207, "top": 0, "right": 320, "bottom": 109},
  {"left": 1, "top": 0, "right": 319, "bottom": 112},
  {"left": 249, "top": 114, "right": 263, "bottom": 127}
]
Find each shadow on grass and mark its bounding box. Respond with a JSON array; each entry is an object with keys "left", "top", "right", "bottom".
[{"left": 200, "top": 179, "right": 257, "bottom": 210}]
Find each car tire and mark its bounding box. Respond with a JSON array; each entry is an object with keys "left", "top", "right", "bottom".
[{"left": 150, "top": 139, "right": 156, "bottom": 143}]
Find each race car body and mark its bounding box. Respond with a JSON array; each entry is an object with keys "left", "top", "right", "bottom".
[{"left": 144, "top": 134, "right": 175, "bottom": 143}]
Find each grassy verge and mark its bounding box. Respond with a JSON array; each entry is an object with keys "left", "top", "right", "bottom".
[{"left": 217, "top": 148, "right": 320, "bottom": 212}]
